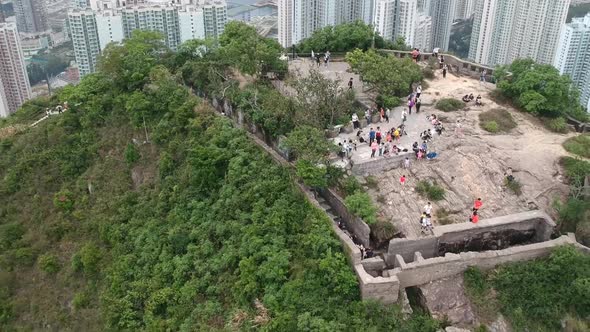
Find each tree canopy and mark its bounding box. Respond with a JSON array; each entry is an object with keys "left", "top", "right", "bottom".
[
  {"left": 346, "top": 48, "right": 422, "bottom": 97},
  {"left": 494, "top": 59, "right": 588, "bottom": 121},
  {"left": 296, "top": 21, "right": 409, "bottom": 53}
]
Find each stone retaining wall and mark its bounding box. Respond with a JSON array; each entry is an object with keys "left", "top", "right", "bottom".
[
  {"left": 319, "top": 188, "right": 371, "bottom": 247},
  {"left": 352, "top": 153, "right": 409, "bottom": 176},
  {"left": 386, "top": 235, "right": 577, "bottom": 288},
  {"left": 379, "top": 50, "right": 495, "bottom": 80},
  {"left": 386, "top": 210, "right": 555, "bottom": 265}
]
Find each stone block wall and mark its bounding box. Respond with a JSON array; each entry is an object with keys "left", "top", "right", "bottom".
[
  {"left": 352, "top": 153, "right": 409, "bottom": 176},
  {"left": 391, "top": 235, "right": 577, "bottom": 288},
  {"left": 387, "top": 211, "right": 556, "bottom": 265},
  {"left": 319, "top": 188, "right": 371, "bottom": 247},
  {"left": 355, "top": 264, "right": 400, "bottom": 304}
]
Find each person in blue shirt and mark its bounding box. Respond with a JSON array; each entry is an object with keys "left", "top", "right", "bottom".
[{"left": 369, "top": 128, "right": 376, "bottom": 144}]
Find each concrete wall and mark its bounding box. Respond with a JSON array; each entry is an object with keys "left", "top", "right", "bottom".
[
  {"left": 386, "top": 237, "right": 438, "bottom": 265},
  {"left": 379, "top": 50, "right": 496, "bottom": 80},
  {"left": 355, "top": 263, "right": 400, "bottom": 304},
  {"left": 319, "top": 188, "right": 371, "bottom": 247},
  {"left": 389, "top": 235, "right": 577, "bottom": 288},
  {"left": 352, "top": 153, "right": 409, "bottom": 176},
  {"left": 387, "top": 210, "right": 555, "bottom": 264}
]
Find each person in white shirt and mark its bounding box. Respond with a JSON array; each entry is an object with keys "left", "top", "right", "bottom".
[
  {"left": 416, "top": 85, "right": 422, "bottom": 98},
  {"left": 352, "top": 113, "right": 360, "bottom": 129},
  {"left": 424, "top": 202, "right": 433, "bottom": 217}
]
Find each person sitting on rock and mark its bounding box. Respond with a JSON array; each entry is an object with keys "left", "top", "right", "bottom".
[
  {"left": 475, "top": 95, "right": 483, "bottom": 106},
  {"left": 469, "top": 93, "right": 474, "bottom": 100},
  {"left": 435, "top": 123, "right": 445, "bottom": 135},
  {"left": 462, "top": 94, "right": 471, "bottom": 102}
]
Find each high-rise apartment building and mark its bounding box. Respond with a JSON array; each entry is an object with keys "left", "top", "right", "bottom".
[
  {"left": 13, "top": 0, "right": 48, "bottom": 33},
  {"left": 414, "top": 13, "right": 432, "bottom": 51},
  {"left": 429, "top": 0, "right": 456, "bottom": 50},
  {"left": 0, "top": 23, "right": 31, "bottom": 117},
  {"left": 68, "top": 0, "right": 226, "bottom": 78},
  {"left": 374, "top": 0, "right": 397, "bottom": 41},
  {"left": 201, "top": 0, "right": 226, "bottom": 37},
  {"left": 454, "top": 0, "right": 475, "bottom": 20},
  {"left": 68, "top": 9, "right": 101, "bottom": 77},
  {"left": 469, "top": 0, "right": 570, "bottom": 66},
  {"left": 398, "top": 0, "right": 417, "bottom": 45},
  {"left": 554, "top": 13, "right": 590, "bottom": 110}
]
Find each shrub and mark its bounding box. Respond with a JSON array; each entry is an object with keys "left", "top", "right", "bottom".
[
  {"left": 422, "top": 66, "right": 434, "bottom": 79},
  {"left": 482, "top": 121, "right": 499, "bottom": 133},
  {"left": 341, "top": 176, "right": 362, "bottom": 196},
  {"left": 490, "top": 246, "right": 590, "bottom": 330},
  {"left": 377, "top": 95, "right": 402, "bottom": 109},
  {"left": 435, "top": 208, "right": 454, "bottom": 225},
  {"left": 563, "top": 134, "right": 590, "bottom": 158},
  {"left": 72, "top": 291, "right": 91, "bottom": 310},
  {"left": 504, "top": 178, "right": 522, "bottom": 196},
  {"left": 72, "top": 243, "right": 102, "bottom": 275},
  {"left": 370, "top": 220, "right": 397, "bottom": 247},
  {"left": 545, "top": 117, "right": 568, "bottom": 133},
  {"left": 479, "top": 108, "right": 517, "bottom": 133},
  {"left": 14, "top": 248, "right": 36, "bottom": 267},
  {"left": 435, "top": 98, "right": 464, "bottom": 112},
  {"left": 124, "top": 143, "right": 141, "bottom": 165},
  {"left": 38, "top": 254, "right": 60, "bottom": 274},
  {"left": 344, "top": 192, "right": 377, "bottom": 224},
  {"left": 364, "top": 176, "right": 378, "bottom": 189},
  {"left": 295, "top": 160, "right": 328, "bottom": 189},
  {"left": 415, "top": 180, "right": 445, "bottom": 201},
  {"left": 53, "top": 189, "right": 75, "bottom": 212},
  {"left": 560, "top": 157, "right": 590, "bottom": 188}
]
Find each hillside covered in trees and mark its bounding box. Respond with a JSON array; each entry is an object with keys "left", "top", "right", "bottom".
[{"left": 0, "top": 23, "right": 441, "bottom": 330}]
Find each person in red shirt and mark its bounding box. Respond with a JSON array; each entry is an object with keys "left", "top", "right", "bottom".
[
  {"left": 470, "top": 211, "right": 479, "bottom": 223},
  {"left": 400, "top": 175, "right": 406, "bottom": 186},
  {"left": 473, "top": 198, "right": 483, "bottom": 212}
]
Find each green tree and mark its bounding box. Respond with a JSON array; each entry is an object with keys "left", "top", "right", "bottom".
[
  {"left": 494, "top": 59, "right": 587, "bottom": 121},
  {"left": 290, "top": 69, "right": 356, "bottom": 128},
  {"left": 296, "top": 21, "right": 391, "bottom": 53},
  {"left": 98, "top": 30, "right": 169, "bottom": 91},
  {"left": 283, "top": 125, "right": 335, "bottom": 163},
  {"left": 346, "top": 49, "right": 422, "bottom": 97},
  {"left": 219, "top": 21, "right": 286, "bottom": 77}
]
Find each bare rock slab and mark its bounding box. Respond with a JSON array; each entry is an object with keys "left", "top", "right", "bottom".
[{"left": 418, "top": 276, "right": 476, "bottom": 327}]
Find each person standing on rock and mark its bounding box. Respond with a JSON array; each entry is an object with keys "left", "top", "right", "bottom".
[
  {"left": 407, "top": 98, "right": 414, "bottom": 114},
  {"left": 352, "top": 113, "right": 360, "bottom": 129},
  {"left": 424, "top": 202, "right": 433, "bottom": 218},
  {"left": 370, "top": 141, "right": 378, "bottom": 158},
  {"left": 416, "top": 85, "right": 422, "bottom": 98},
  {"left": 455, "top": 119, "right": 463, "bottom": 137},
  {"left": 416, "top": 97, "right": 422, "bottom": 113},
  {"left": 376, "top": 127, "right": 382, "bottom": 144},
  {"left": 442, "top": 64, "right": 448, "bottom": 78},
  {"left": 348, "top": 78, "right": 353, "bottom": 90},
  {"left": 470, "top": 211, "right": 479, "bottom": 223},
  {"left": 473, "top": 198, "right": 483, "bottom": 212},
  {"left": 385, "top": 108, "right": 391, "bottom": 123},
  {"left": 400, "top": 175, "right": 406, "bottom": 186},
  {"left": 404, "top": 157, "right": 410, "bottom": 169},
  {"left": 401, "top": 109, "right": 408, "bottom": 123},
  {"left": 369, "top": 127, "right": 376, "bottom": 144},
  {"left": 365, "top": 108, "right": 371, "bottom": 125}
]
